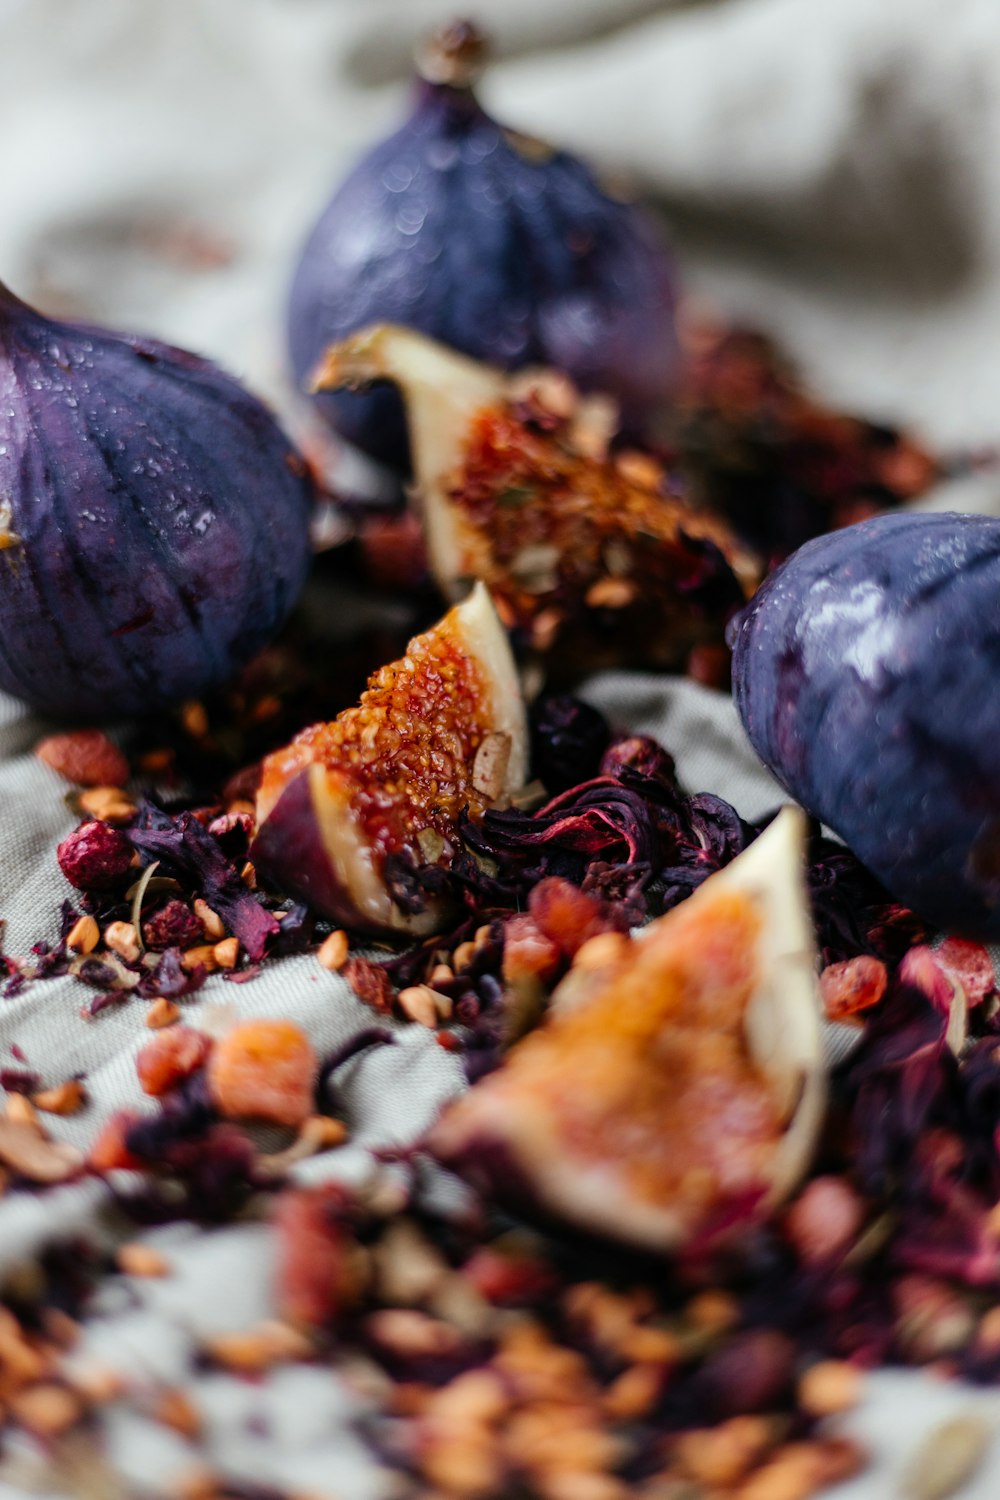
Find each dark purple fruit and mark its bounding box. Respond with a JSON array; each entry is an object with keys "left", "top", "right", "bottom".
[
  {"left": 0, "top": 281, "right": 314, "bottom": 719},
  {"left": 730, "top": 510, "right": 1000, "bottom": 939},
  {"left": 288, "top": 20, "right": 678, "bottom": 472}
]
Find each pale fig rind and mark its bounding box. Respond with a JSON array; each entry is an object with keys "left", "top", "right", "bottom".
[
  {"left": 252, "top": 582, "right": 527, "bottom": 937},
  {"left": 427, "top": 807, "right": 825, "bottom": 1252}
]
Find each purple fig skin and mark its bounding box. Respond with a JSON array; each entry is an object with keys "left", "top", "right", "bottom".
[
  {"left": 251, "top": 769, "right": 365, "bottom": 933},
  {"left": 0, "top": 283, "right": 314, "bottom": 719},
  {"left": 251, "top": 767, "right": 451, "bottom": 938},
  {"left": 730, "top": 510, "right": 1000, "bottom": 940},
  {"left": 288, "top": 76, "right": 678, "bottom": 472}
]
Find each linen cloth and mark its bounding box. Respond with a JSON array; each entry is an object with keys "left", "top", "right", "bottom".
[{"left": 1, "top": 0, "right": 1000, "bottom": 1494}]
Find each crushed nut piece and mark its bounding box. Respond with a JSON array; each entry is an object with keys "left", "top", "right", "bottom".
[
  {"left": 585, "top": 576, "right": 638, "bottom": 610},
  {"left": 66, "top": 915, "right": 100, "bottom": 955},
  {"left": 116, "top": 1243, "right": 171, "bottom": 1278},
  {"left": 9, "top": 1382, "right": 82, "bottom": 1437},
  {"left": 317, "top": 930, "right": 350, "bottom": 971},
  {"left": 798, "top": 1360, "right": 862, "bottom": 1417},
  {"left": 146, "top": 998, "right": 180, "bottom": 1029},
  {"left": 240, "top": 860, "right": 257, "bottom": 889},
  {"left": 103, "top": 921, "right": 140, "bottom": 963},
  {"left": 31, "top": 1079, "right": 87, "bottom": 1116},
  {"left": 204, "top": 1320, "right": 312, "bottom": 1373},
  {"left": 78, "top": 787, "right": 137, "bottom": 824},
  {"left": 212, "top": 937, "right": 239, "bottom": 970},
  {"left": 398, "top": 985, "right": 440, "bottom": 1029},
  {"left": 5, "top": 1094, "right": 40, "bottom": 1129},
  {"left": 192, "top": 899, "right": 225, "bottom": 940},
  {"left": 181, "top": 944, "right": 218, "bottom": 974},
  {"left": 452, "top": 941, "right": 477, "bottom": 972},
  {"left": 152, "top": 1386, "right": 201, "bottom": 1441},
  {"left": 0, "top": 1119, "right": 84, "bottom": 1183}
]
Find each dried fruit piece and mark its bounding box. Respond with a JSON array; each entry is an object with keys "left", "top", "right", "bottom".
[
  {"left": 253, "top": 582, "right": 527, "bottom": 934},
  {"left": 313, "top": 325, "right": 753, "bottom": 672},
  {"left": 208, "top": 1018, "right": 317, "bottom": 1127},
  {"left": 142, "top": 899, "right": 203, "bottom": 952},
  {"left": 901, "top": 1414, "right": 992, "bottom": 1500},
  {"left": 428, "top": 809, "right": 824, "bottom": 1251},
  {"left": 274, "top": 1184, "right": 366, "bottom": 1327},
  {"left": 35, "top": 730, "right": 129, "bottom": 788},
  {"left": 57, "top": 821, "right": 133, "bottom": 892},
  {"left": 136, "top": 1026, "right": 212, "bottom": 1097},
  {"left": 0, "top": 1120, "right": 84, "bottom": 1184}
]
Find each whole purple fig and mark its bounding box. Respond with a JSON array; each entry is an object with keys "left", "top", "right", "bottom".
[
  {"left": 288, "top": 20, "right": 679, "bottom": 472},
  {"left": 730, "top": 510, "right": 1000, "bottom": 939},
  {"left": 0, "top": 282, "right": 314, "bottom": 719}
]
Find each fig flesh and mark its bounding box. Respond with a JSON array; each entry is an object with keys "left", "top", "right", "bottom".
[
  {"left": 426, "top": 807, "right": 825, "bottom": 1252},
  {"left": 253, "top": 582, "right": 527, "bottom": 936},
  {"left": 313, "top": 324, "right": 752, "bottom": 671},
  {"left": 730, "top": 511, "right": 1000, "bottom": 940}
]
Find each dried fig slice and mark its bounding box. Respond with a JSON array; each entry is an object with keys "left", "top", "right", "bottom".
[
  {"left": 311, "top": 325, "right": 755, "bottom": 672},
  {"left": 253, "top": 582, "right": 527, "bottom": 936},
  {"left": 426, "top": 808, "right": 824, "bottom": 1252}
]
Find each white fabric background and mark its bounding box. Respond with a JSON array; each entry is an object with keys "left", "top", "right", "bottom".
[{"left": 1, "top": 1, "right": 1000, "bottom": 1494}]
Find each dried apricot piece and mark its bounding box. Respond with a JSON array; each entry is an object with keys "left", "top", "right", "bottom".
[
  {"left": 208, "top": 1018, "right": 317, "bottom": 1127},
  {"left": 136, "top": 1026, "right": 212, "bottom": 1097}
]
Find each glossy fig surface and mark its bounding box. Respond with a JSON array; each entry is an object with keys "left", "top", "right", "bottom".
[
  {"left": 253, "top": 582, "right": 527, "bottom": 936},
  {"left": 731, "top": 511, "right": 1000, "bottom": 939},
  {"left": 288, "top": 21, "right": 678, "bottom": 471},
  {"left": 0, "top": 283, "right": 314, "bottom": 719},
  {"left": 427, "top": 808, "right": 824, "bottom": 1252}
]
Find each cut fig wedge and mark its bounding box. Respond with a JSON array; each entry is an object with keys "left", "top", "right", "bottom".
[
  {"left": 426, "top": 807, "right": 825, "bottom": 1252},
  {"left": 253, "top": 582, "right": 527, "bottom": 936},
  {"left": 312, "top": 325, "right": 755, "bottom": 671}
]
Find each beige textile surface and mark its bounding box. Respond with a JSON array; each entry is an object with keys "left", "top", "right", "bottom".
[{"left": 1, "top": 0, "right": 1000, "bottom": 1494}]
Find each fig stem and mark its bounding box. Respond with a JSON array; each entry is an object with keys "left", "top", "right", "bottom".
[{"left": 416, "top": 18, "right": 488, "bottom": 89}]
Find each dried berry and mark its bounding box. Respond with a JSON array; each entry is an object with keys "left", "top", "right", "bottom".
[
  {"left": 600, "top": 733, "right": 678, "bottom": 788},
  {"left": 136, "top": 1027, "right": 212, "bottom": 1097},
  {"left": 141, "top": 899, "right": 203, "bottom": 952},
  {"left": 208, "top": 1018, "right": 317, "bottom": 1128},
  {"left": 56, "top": 821, "right": 133, "bottom": 892},
  {"left": 530, "top": 695, "right": 611, "bottom": 794},
  {"left": 274, "top": 1184, "right": 365, "bottom": 1328}
]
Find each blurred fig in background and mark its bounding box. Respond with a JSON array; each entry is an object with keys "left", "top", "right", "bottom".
[{"left": 288, "top": 19, "right": 679, "bottom": 472}]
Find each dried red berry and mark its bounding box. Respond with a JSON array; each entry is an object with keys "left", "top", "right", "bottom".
[
  {"left": 56, "top": 820, "right": 133, "bottom": 892},
  {"left": 36, "top": 729, "right": 129, "bottom": 788},
  {"left": 89, "top": 1110, "right": 144, "bottom": 1173},
  {"left": 501, "top": 914, "right": 562, "bottom": 985},
  {"left": 142, "top": 899, "right": 203, "bottom": 952},
  {"left": 819, "top": 955, "right": 888, "bottom": 1022},
  {"left": 274, "top": 1184, "right": 365, "bottom": 1328},
  {"left": 527, "top": 877, "right": 609, "bottom": 958},
  {"left": 136, "top": 1026, "right": 212, "bottom": 1097},
  {"left": 936, "top": 938, "right": 996, "bottom": 1009},
  {"left": 342, "top": 957, "right": 394, "bottom": 1015},
  {"left": 785, "top": 1176, "right": 864, "bottom": 1265}
]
